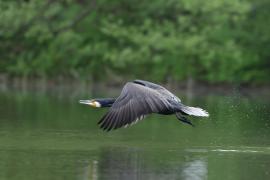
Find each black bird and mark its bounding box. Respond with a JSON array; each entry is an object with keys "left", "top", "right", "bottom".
[{"left": 80, "top": 80, "right": 209, "bottom": 131}]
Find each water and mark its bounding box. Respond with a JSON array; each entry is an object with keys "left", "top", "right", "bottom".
[{"left": 0, "top": 89, "right": 269, "bottom": 180}]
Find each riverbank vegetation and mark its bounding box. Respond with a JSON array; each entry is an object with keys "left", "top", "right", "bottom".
[{"left": 0, "top": 0, "right": 269, "bottom": 85}]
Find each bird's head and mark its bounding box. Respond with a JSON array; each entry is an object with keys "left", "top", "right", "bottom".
[
  {"left": 79, "top": 98, "right": 115, "bottom": 108},
  {"left": 79, "top": 99, "right": 101, "bottom": 108}
]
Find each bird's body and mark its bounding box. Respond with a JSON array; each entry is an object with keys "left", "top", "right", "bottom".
[{"left": 80, "top": 80, "right": 209, "bottom": 131}]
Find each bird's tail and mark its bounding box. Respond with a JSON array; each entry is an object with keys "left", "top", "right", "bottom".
[{"left": 180, "top": 105, "right": 209, "bottom": 117}]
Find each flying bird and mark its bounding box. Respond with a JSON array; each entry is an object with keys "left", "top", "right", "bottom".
[{"left": 80, "top": 80, "right": 209, "bottom": 131}]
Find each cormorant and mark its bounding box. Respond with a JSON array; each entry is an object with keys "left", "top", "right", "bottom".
[{"left": 80, "top": 80, "right": 209, "bottom": 131}]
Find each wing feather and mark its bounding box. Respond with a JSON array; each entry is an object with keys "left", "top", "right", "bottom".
[{"left": 98, "top": 82, "right": 171, "bottom": 131}]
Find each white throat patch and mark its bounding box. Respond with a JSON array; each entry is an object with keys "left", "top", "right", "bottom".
[{"left": 94, "top": 101, "right": 101, "bottom": 107}]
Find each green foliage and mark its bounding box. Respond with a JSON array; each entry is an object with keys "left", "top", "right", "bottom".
[{"left": 0, "top": 0, "right": 269, "bottom": 84}]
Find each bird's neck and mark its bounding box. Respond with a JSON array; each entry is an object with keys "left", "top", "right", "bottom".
[{"left": 96, "top": 98, "right": 116, "bottom": 107}]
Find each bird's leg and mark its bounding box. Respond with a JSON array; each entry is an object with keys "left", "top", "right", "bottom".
[{"left": 175, "top": 113, "right": 194, "bottom": 127}]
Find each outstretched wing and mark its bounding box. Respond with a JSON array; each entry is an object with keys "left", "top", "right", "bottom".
[{"left": 98, "top": 82, "right": 172, "bottom": 131}]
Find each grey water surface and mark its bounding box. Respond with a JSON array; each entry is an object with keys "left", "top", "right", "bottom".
[{"left": 0, "top": 89, "right": 269, "bottom": 180}]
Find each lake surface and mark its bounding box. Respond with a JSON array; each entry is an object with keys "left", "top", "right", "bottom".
[{"left": 0, "top": 88, "right": 269, "bottom": 180}]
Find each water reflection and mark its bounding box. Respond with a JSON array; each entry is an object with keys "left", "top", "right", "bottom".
[
  {"left": 94, "top": 147, "right": 208, "bottom": 180},
  {"left": 1, "top": 146, "right": 270, "bottom": 180},
  {"left": 80, "top": 160, "right": 99, "bottom": 180},
  {"left": 98, "top": 148, "right": 142, "bottom": 180},
  {"left": 85, "top": 146, "right": 270, "bottom": 180},
  {"left": 182, "top": 159, "right": 207, "bottom": 180}
]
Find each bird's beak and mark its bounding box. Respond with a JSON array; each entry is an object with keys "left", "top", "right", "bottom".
[{"left": 79, "top": 100, "right": 96, "bottom": 107}]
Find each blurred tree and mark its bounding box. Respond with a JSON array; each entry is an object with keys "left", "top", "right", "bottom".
[{"left": 0, "top": 0, "right": 269, "bottom": 85}]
